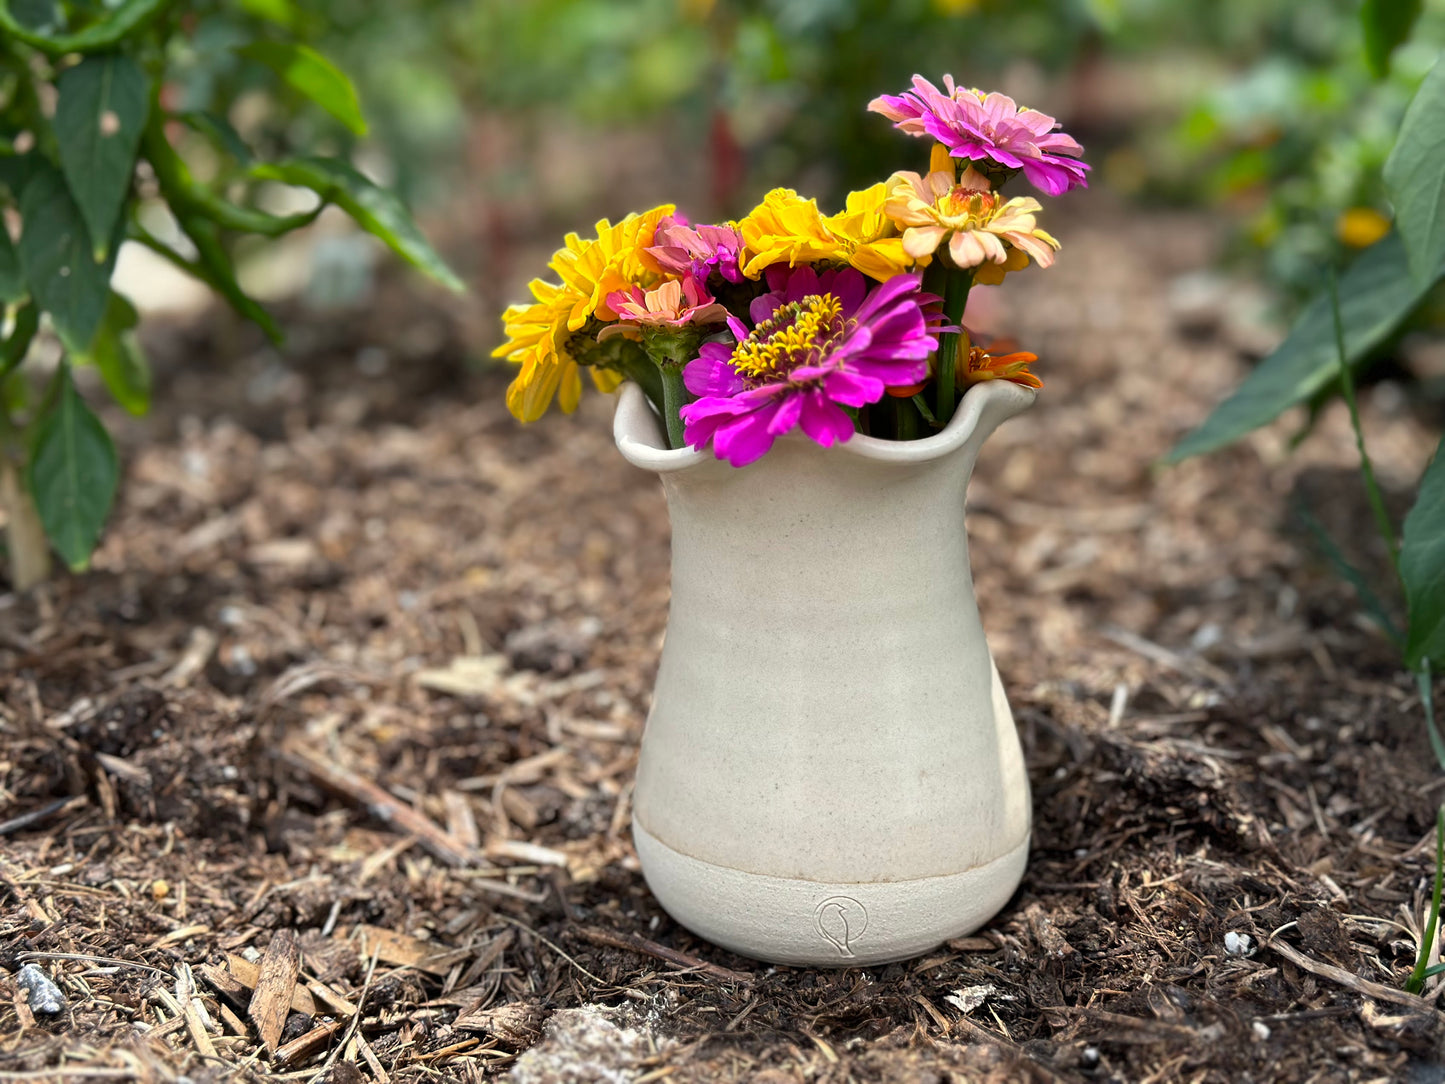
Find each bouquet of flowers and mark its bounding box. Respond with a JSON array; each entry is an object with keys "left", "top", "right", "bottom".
[{"left": 494, "top": 75, "right": 1088, "bottom": 467}]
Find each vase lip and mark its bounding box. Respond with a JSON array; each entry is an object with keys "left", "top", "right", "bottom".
[{"left": 612, "top": 379, "right": 1037, "bottom": 474}]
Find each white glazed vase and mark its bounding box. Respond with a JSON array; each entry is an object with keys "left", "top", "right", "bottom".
[{"left": 613, "top": 378, "right": 1035, "bottom": 967}]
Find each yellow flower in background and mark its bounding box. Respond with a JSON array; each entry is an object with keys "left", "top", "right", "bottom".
[
  {"left": 549, "top": 204, "right": 676, "bottom": 330},
  {"left": 932, "top": 0, "right": 982, "bottom": 12},
  {"left": 739, "top": 187, "right": 913, "bottom": 282},
  {"left": 1336, "top": 207, "right": 1391, "bottom": 249}
]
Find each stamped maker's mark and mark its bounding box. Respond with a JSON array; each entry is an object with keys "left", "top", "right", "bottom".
[{"left": 814, "top": 896, "right": 869, "bottom": 957}]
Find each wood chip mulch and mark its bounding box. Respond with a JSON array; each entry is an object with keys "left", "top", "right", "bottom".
[{"left": 3, "top": 200, "right": 1445, "bottom": 1082}]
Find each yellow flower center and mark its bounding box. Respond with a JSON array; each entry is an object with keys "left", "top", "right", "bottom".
[{"left": 731, "top": 294, "right": 848, "bottom": 383}]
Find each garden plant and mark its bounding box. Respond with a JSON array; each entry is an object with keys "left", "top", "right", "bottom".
[
  {"left": 0, "top": 0, "right": 460, "bottom": 591},
  {"left": 1170, "top": 3, "right": 1445, "bottom": 992}
]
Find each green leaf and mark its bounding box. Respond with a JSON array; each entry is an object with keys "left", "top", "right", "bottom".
[
  {"left": 251, "top": 157, "right": 463, "bottom": 291},
  {"left": 17, "top": 167, "right": 119, "bottom": 354},
  {"left": 1386, "top": 56, "right": 1445, "bottom": 286},
  {"left": 235, "top": 0, "right": 301, "bottom": 29},
  {"left": 1404, "top": 439, "right": 1445, "bottom": 668},
  {"left": 77, "top": 292, "right": 149, "bottom": 415},
  {"left": 10, "top": 0, "right": 60, "bottom": 33},
  {"left": 1166, "top": 233, "right": 1437, "bottom": 462},
  {"left": 237, "top": 42, "right": 368, "bottom": 137},
  {"left": 1293, "top": 498, "right": 1403, "bottom": 647},
  {"left": 1363, "top": 0, "right": 1423, "bottom": 78},
  {"left": 0, "top": 149, "right": 40, "bottom": 202},
  {"left": 175, "top": 110, "right": 253, "bottom": 167},
  {"left": 54, "top": 53, "right": 149, "bottom": 259},
  {"left": 0, "top": 227, "right": 24, "bottom": 303},
  {"left": 0, "top": 301, "right": 38, "bottom": 381},
  {"left": 26, "top": 366, "right": 118, "bottom": 571},
  {"left": 0, "top": 0, "right": 173, "bottom": 55}
]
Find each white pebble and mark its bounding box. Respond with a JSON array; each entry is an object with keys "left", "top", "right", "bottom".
[
  {"left": 1252, "top": 1020, "right": 1271, "bottom": 1041},
  {"left": 1224, "top": 931, "right": 1253, "bottom": 956}
]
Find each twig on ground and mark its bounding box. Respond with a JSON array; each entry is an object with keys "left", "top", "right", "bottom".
[
  {"left": 281, "top": 743, "right": 481, "bottom": 868},
  {"left": 0, "top": 797, "right": 85, "bottom": 837},
  {"left": 572, "top": 926, "right": 754, "bottom": 985},
  {"left": 1270, "top": 939, "right": 1440, "bottom": 1014}
]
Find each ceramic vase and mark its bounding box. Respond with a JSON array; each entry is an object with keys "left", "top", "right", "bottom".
[{"left": 613, "top": 378, "right": 1035, "bottom": 967}]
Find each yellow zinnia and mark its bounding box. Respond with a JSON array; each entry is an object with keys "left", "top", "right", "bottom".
[
  {"left": 549, "top": 204, "right": 676, "bottom": 330},
  {"left": 738, "top": 187, "right": 914, "bottom": 282},
  {"left": 495, "top": 204, "right": 673, "bottom": 422},
  {"left": 493, "top": 279, "right": 625, "bottom": 422},
  {"left": 823, "top": 184, "right": 915, "bottom": 281}
]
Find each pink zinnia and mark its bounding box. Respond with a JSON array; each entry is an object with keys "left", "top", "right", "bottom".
[
  {"left": 679, "top": 266, "right": 940, "bottom": 467},
  {"left": 647, "top": 215, "right": 745, "bottom": 284},
  {"left": 869, "top": 75, "right": 1089, "bottom": 197}
]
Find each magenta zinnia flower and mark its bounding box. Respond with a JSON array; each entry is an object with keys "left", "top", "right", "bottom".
[
  {"left": 869, "top": 75, "right": 1089, "bottom": 197},
  {"left": 647, "top": 215, "right": 745, "bottom": 284},
  {"left": 679, "top": 266, "right": 940, "bottom": 467}
]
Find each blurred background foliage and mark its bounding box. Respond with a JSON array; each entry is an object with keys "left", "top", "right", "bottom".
[{"left": 281, "top": 0, "right": 1445, "bottom": 306}]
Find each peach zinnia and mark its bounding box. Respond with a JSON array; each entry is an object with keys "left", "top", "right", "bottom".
[
  {"left": 885, "top": 150, "right": 1059, "bottom": 276},
  {"left": 597, "top": 275, "right": 727, "bottom": 342}
]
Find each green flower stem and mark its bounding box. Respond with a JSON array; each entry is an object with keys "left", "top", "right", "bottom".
[
  {"left": 935, "top": 267, "right": 974, "bottom": 426},
  {"left": 893, "top": 395, "right": 919, "bottom": 441},
  {"left": 659, "top": 365, "right": 688, "bottom": 451}
]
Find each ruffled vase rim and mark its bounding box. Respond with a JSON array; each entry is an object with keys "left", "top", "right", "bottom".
[{"left": 613, "top": 378, "right": 1037, "bottom": 474}]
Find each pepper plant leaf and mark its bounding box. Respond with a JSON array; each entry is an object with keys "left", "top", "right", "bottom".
[
  {"left": 76, "top": 291, "right": 150, "bottom": 416},
  {"left": 1166, "top": 232, "right": 1438, "bottom": 462},
  {"left": 0, "top": 0, "right": 172, "bottom": 55},
  {"left": 8, "top": 0, "right": 60, "bottom": 33},
  {"left": 1385, "top": 55, "right": 1445, "bottom": 285},
  {"left": 1404, "top": 439, "right": 1445, "bottom": 669},
  {"left": 251, "top": 157, "right": 463, "bottom": 291},
  {"left": 54, "top": 52, "right": 149, "bottom": 258},
  {"left": 1363, "top": 0, "right": 1423, "bottom": 79},
  {"left": 17, "top": 167, "right": 120, "bottom": 354},
  {"left": 237, "top": 41, "right": 368, "bottom": 136},
  {"left": 175, "top": 110, "right": 253, "bottom": 167},
  {"left": 0, "top": 227, "right": 25, "bottom": 303},
  {"left": 26, "top": 366, "right": 118, "bottom": 571}
]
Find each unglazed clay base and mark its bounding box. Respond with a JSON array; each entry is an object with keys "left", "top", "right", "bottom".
[{"left": 633, "top": 819, "right": 1029, "bottom": 968}]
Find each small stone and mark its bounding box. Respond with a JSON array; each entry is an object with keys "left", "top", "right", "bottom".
[
  {"left": 1081, "top": 1046, "right": 1100, "bottom": 1069},
  {"left": 16, "top": 964, "right": 66, "bottom": 1015},
  {"left": 1224, "top": 931, "right": 1253, "bottom": 956},
  {"left": 1252, "top": 1020, "right": 1271, "bottom": 1041},
  {"left": 152, "top": 879, "right": 170, "bottom": 901}
]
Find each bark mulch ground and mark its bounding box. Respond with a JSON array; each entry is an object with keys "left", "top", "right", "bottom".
[{"left": 4, "top": 199, "right": 1445, "bottom": 1082}]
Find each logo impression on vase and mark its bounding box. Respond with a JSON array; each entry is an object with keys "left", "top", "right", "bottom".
[{"left": 814, "top": 896, "right": 869, "bottom": 957}]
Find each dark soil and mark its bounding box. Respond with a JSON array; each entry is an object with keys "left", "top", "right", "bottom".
[{"left": 4, "top": 199, "right": 1445, "bottom": 1083}]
